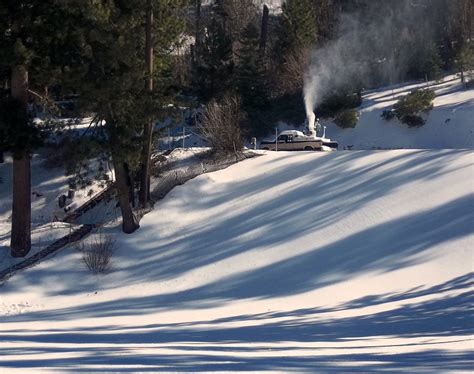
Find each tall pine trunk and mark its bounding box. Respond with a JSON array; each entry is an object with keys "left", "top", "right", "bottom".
[
  {"left": 112, "top": 151, "right": 139, "bottom": 234},
  {"left": 259, "top": 4, "right": 269, "bottom": 53},
  {"left": 195, "top": 0, "right": 202, "bottom": 63},
  {"left": 10, "top": 65, "right": 31, "bottom": 257},
  {"left": 139, "top": 0, "right": 154, "bottom": 207}
]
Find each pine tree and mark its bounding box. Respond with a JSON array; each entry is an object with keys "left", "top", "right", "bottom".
[
  {"left": 236, "top": 24, "right": 267, "bottom": 109},
  {"left": 195, "top": 15, "right": 234, "bottom": 100},
  {"left": 0, "top": 1, "right": 77, "bottom": 257},
  {"left": 65, "top": 1, "right": 184, "bottom": 233},
  {"left": 70, "top": 2, "right": 148, "bottom": 233},
  {"left": 447, "top": 0, "right": 473, "bottom": 82},
  {"left": 277, "top": 0, "right": 317, "bottom": 54},
  {"left": 455, "top": 43, "right": 474, "bottom": 84},
  {"left": 235, "top": 23, "right": 270, "bottom": 136},
  {"left": 272, "top": 0, "right": 318, "bottom": 95},
  {"left": 408, "top": 42, "right": 443, "bottom": 81}
]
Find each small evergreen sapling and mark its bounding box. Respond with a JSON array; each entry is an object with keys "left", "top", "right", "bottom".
[
  {"left": 392, "top": 89, "right": 435, "bottom": 127},
  {"left": 334, "top": 110, "right": 359, "bottom": 128}
]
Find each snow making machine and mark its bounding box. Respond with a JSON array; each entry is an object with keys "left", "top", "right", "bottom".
[{"left": 260, "top": 112, "right": 338, "bottom": 151}]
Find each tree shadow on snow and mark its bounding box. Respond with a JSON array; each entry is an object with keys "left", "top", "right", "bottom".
[
  {"left": 1, "top": 150, "right": 472, "bottom": 303},
  {"left": 1, "top": 274, "right": 473, "bottom": 371}
]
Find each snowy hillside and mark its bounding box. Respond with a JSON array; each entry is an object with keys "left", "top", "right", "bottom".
[
  {"left": 1, "top": 149, "right": 472, "bottom": 372},
  {"left": 307, "top": 76, "right": 474, "bottom": 150}
]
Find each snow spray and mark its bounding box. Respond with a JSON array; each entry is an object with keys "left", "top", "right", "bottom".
[{"left": 303, "top": 2, "right": 438, "bottom": 120}]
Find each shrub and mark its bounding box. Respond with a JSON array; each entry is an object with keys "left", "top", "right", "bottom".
[
  {"left": 381, "top": 109, "right": 396, "bottom": 121},
  {"left": 334, "top": 109, "right": 359, "bottom": 128},
  {"left": 393, "top": 89, "right": 435, "bottom": 127},
  {"left": 82, "top": 233, "right": 115, "bottom": 274},
  {"left": 402, "top": 114, "right": 425, "bottom": 127},
  {"left": 198, "top": 94, "right": 245, "bottom": 154}
]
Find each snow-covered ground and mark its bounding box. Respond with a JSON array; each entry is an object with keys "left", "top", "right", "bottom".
[
  {"left": 1, "top": 149, "right": 472, "bottom": 372},
  {"left": 278, "top": 75, "right": 474, "bottom": 150},
  {"left": 0, "top": 153, "right": 111, "bottom": 226},
  {"left": 0, "top": 151, "right": 114, "bottom": 274},
  {"left": 0, "top": 147, "right": 210, "bottom": 269}
]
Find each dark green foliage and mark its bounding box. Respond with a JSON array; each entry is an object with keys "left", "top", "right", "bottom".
[
  {"left": 63, "top": 1, "right": 184, "bottom": 166},
  {"left": 394, "top": 89, "right": 435, "bottom": 117},
  {"left": 317, "top": 89, "right": 362, "bottom": 118},
  {"left": 0, "top": 1, "right": 94, "bottom": 92},
  {"left": 236, "top": 24, "right": 268, "bottom": 111},
  {"left": 0, "top": 97, "right": 43, "bottom": 158},
  {"left": 43, "top": 133, "right": 104, "bottom": 170},
  {"left": 194, "top": 17, "right": 234, "bottom": 101},
  {"left": 455, "top": 42, "right": 474, "bottom": 83},
  {"left": 334, "top": 109, "right": 359, "bottom": 128},
  {"left": 401, "top": 114, "right": 426, "bottom": 127},
  {"left": 266, "top": 93, "right": 307, "bottom": 127},
  {"left": 381, "top": 109, "right": 396, "bottom": 121},
  {"left": 235, "top": 23, "right": 271, "bottom": 137},
  {"left": 0, "top": 1, "right": 78, "bottom": 158},
  {"left": 392, "top": 89, "right": 435, "bottom": 127},
  {"left": 270, "top": 0, "right": 317, "bottom": 95},
  {"left": 407, "top": 42, "right": 443, "bottom": 81},
  {"left": 456, "top": 43, "right": 474, "bottom": 71},
  {"left": 277, "top": 0, "right": 317, "bottom": 54}
]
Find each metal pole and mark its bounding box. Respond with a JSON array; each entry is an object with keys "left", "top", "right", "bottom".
[{"left": 275, "top": 128, "right": 278, "bottom": 152}]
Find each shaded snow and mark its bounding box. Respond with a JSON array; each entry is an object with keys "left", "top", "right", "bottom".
[{"left": 1, "top": 149, "right": 472, "bottom": 372}]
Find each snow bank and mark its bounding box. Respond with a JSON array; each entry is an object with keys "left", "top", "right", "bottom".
[{"left": 1, "top": 150, "right": 472, "bottom": 372}]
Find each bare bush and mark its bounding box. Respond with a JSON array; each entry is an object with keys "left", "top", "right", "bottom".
[
  {"left": 198, "top": 95, "right": 245, "bottom": 154},
  {"left": 82, "top": 233, "right": 115, "bottom": 274}
]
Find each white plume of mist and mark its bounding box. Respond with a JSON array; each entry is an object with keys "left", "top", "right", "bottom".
[{"left": 303, "top": 0, "right": 439, "bottom": 119}]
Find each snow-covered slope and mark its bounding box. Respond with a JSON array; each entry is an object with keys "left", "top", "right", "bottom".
[
  {"left": 314, "top": 76, "right": 474, "bottom": 150},
  {"left": 1, "top": 150, "right": 472, "bottom": 372}
]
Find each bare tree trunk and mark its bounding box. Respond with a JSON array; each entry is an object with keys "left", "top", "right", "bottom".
[
  {"left": 124, "top": 162, "right": 135, "bottom": 207},
  {"left": 139, "top": 0, "right": 154, "bottom": 207},
  {"left": 112, "top": 153, "right": 139, "bottom": 234},
  {"left": 10, "top": 65, "right": 31, "bottom": 257},
  {"left": 259, "top": 4, "right": 269, "bottom": 53}
]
